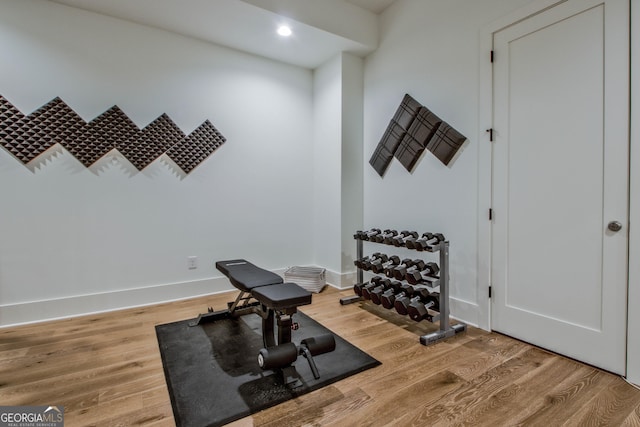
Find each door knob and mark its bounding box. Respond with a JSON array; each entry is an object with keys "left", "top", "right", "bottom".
[{"left": 608, "top": 221, "right": 623, "bottom": 232}]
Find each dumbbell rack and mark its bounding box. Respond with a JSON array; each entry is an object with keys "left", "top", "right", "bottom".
[{"left": 340, "top": 232, "right": 466, "bottom": 346}]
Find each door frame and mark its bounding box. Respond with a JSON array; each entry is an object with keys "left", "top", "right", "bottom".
[
  {"left": 477, "top": 0, "right": 637, "bottom": 383},
  {"left": 627, "top": 0, "right": 640, "bottom": 385}
]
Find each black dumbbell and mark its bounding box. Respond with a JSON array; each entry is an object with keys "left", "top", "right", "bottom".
[
  {"left": 380, "top": 281, "right": 412, "bottom": 309},
  {"left": 353, "top": 228, "right": 381, "bottom": 240},
  {"left": 393, "top": 285, "right": 425, "bottom": 315},
  {"left": 392, "top": 230, "right": 419, "bottom": 247},
  {"left": 412, "top": 233, "right": 445, "bottom": 251},
  {"left": 354, "top": 252, "right": 382, "bottom": 269},
  {"left": 384, "top": 258, "right": 411, "bottom": 278},
  {"left": 363, "top": 228, "right": 383, "bottom": 241},
  {"left": 371, "top": 255, "right": 401, "bottom": 274},
  {"left": 373, "top": 229, "right": 398, "bottom": 243},
  {"left": 353, "top": 282, "right": 367, "bottom": 296},
  {"left": 393, "top": 259, "right": 426, "bottom": 280},
  {"left": 370, "top": 279, "right": 400, "bottom": 305},
  {"left": 393, "top": 285, "right": 421, "bottom": 316},
  {"left": 382, "top": 230, "right": 399, "bottom": 244},
  {"left": 361, "top": 253, "right": 388, "bottom": 271},
  {"left": 354, "top": 255, "right": 370, "bottom": 269},
  {"left": 353, "top": 276, "right": 384, "bottom": 296},
  {"left": 395, "top": 290, "right": 437, "bottom": 316},
  {"left": 403, "top": 233, "right": 420, "bottom": 248},
  {"left": 377, "top": 281, "right": 406, "bottom": 308},
  {"left": 405, "top": 262, "right": 440, "bottom": 284},
  {"left": 405, "top": 232, "right": 429, "bottom": 250},
  {"left": 362, "top": 277, "right": 391, "bottom": 300},
  {"left": 407, "top": 291, "right": 440, "bottom": 321}
]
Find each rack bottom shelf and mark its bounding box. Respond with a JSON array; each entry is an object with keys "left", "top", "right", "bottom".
[
  {"left": 339, "top": 293, "right": 467, "bottom": 346},
  {"left": 339, "top": 295, "right": 361, "bottom": 305},
  {"left": 420, "top": 323, "right": 467, "bottom": 346}
]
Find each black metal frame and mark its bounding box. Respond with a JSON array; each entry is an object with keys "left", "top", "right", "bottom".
[{"left": 189, "top": 290, "right": 300, "bottom": 349}]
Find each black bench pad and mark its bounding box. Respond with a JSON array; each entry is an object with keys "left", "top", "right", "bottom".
[
  {"left": 252, "top": 283, "right": 312, "bottom": 310},
  {"left": 216, "top": 259, "right": 283, "bottom": 292}
]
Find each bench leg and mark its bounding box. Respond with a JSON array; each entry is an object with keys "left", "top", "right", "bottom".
[
  {"left": 278, "top": 315, "right": 292, "bottom": 345},
  {"left": 262, "top": 310, "right": 295, "bottom": 348},
  {"left": 188, "top": 309, "right": 230, "bottom": 327},
  {"left": 262, "top": 311, "right": 276, "bottom": 348},
  {"left": 190, "top": 291, "right": 261, "bottom": 327}
]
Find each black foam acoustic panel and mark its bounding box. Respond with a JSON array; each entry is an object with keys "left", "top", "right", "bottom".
[
  {"left": 118, "top": 113, "right": 185, "bottom": 171},
  {"left": 369, "top": 119, "right": 406, "bottom": 177},
  {"left": 395, "top": 106, "right": 442, "bottom": 172},
  {"left": 370, "top": 93, "right": 466, "bottom": 175},
  {"left": 426, "top": 122, "right": 466, "bottom": 166},
  {"left": 392, "top": 93, "right": 421, "bottom": 129},
  {"left": 0, "top": 95, "right": 226, "bottom": 175}
]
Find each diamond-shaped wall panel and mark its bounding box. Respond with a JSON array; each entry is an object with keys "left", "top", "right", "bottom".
[{"left": 0, "top": 96, "right": 226, "bottom": 175}]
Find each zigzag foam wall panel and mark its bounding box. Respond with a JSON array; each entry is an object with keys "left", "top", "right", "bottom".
[{"left": 0, "top": 95, "right": 226, "bottom": 175}]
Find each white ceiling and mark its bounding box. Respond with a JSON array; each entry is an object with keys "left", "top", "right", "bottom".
[
  {"left": 48, "top": 0, "right": 397, "bottom": 69},
  {"left": 346, "top": 0, "right": 396, "bottom": 14}
]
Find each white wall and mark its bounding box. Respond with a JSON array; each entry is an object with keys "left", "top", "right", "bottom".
[
  {"left": 312, "top": 55, "right": 343, "bottom": 275},
  {"left": 363, "top": 0, "right": 535, "bottom": 326},
  {"left": 312, "top": 53, "right": 364, "bottom": 286},
  {"left": 340, "top": 54, "right": 364, "bottom": 274},
  {"left": 0, "top": 0, "right": 315, "bottom": 325}
]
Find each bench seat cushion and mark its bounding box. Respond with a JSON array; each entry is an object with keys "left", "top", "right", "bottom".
[
  {"left": 216, "top": 259, "right": 283, "bottom": 292},
  {"left": 251, "top": 282, "right": 312, "bottom": 310}
]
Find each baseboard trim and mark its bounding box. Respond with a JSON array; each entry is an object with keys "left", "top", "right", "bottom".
[
  {"left": 0, "top": 277, "right": 234, "bottom": 328},
  {"left": 324, "top": 268, "right": 357, "bottom": 289},
  {"left": 449, "top": 297, "right": 480, "bottom": 329}
]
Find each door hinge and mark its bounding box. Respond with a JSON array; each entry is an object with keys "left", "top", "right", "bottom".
[
  {"left": 486, "top": 128, "right": 494, "bottom": 141},
  {"left": 489, "top": 208, "right": 493, "bottom": 221},
  {"left": 489, "top": 286, "right": 492, "bottom": 298},
  {"left": 490, "top": 50, "right": 495, "bottom": 63}
]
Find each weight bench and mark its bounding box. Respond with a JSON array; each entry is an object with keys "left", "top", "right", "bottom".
[{"left": 190, "top": 259, "right": 335, "bottom": 388}]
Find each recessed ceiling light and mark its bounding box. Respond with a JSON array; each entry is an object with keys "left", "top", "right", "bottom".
[{"left": 277, "top": 25, "right": 292, "bottom": 37}]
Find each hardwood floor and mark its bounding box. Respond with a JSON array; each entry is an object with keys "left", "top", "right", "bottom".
[{"left": 1, "top": 287, "right": 639, "bottom": 426}]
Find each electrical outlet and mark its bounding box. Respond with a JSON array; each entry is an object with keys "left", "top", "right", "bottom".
[{"left": 187, "top": 256, "right": 198, "bottom": 270}]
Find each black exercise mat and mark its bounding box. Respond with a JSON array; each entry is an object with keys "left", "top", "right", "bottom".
[{"left": 156, "top": 311, "right": 380, "bottom": 427}]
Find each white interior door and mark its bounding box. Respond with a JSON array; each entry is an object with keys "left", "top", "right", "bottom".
[{"left": 491, "top": 0, "right": 629, "bottom": 374}]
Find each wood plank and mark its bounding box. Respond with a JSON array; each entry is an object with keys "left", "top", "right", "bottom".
[
  {"left": 567, "top": 377, "right": 640, "bottom": 426},
  {"left": 252, "top": 385, "right": 347, "bottom": 426},
  {"left": 449, "top": 356, "right": 581, "bottom": 426},
  {"left": 622, "top": 405, "right": 640, "bottom": 426},
  {"left": 515, "top": 365, "right": 613, "bottom": 426},
  {"left": 403, "top": 347, "right": 550, "bottom": 426},
  {"left": 448, "top": 333, "right": 530, "bottom": 381}
]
